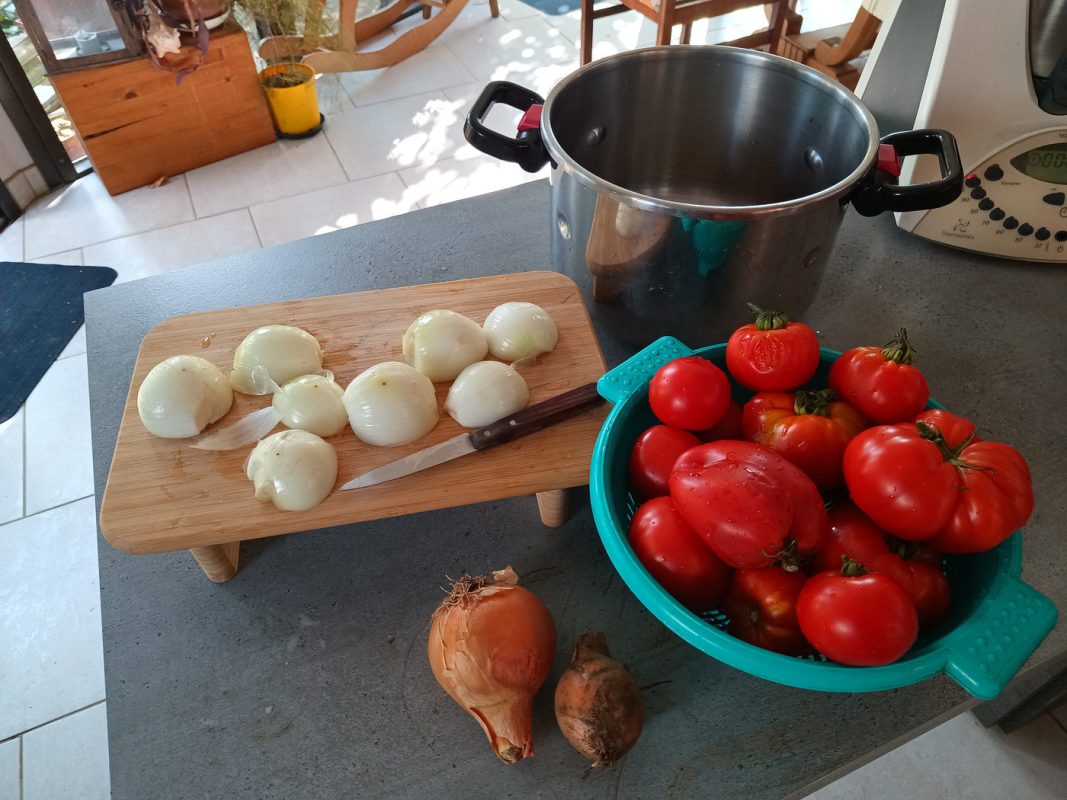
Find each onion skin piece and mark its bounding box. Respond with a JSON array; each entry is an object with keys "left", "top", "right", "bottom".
[
  {"left": 427, "top": 566, "right": 556, "bottom": 764},
  {"left": 554, "top": 632, "right": 644, "bottom": 767}
]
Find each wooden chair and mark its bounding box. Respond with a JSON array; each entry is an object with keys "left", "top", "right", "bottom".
[
  {"left": 258, "top": 0, "right": 499, "bottom": 73},
  {"left": 776, "top": 3, "right": 881, "bottom": 90},
  {"left": 579, "top": 0, "right": 794, "bottom": 66}
]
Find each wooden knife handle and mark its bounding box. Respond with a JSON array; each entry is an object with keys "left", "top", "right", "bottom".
[{"left": 469, "top": 382, "right": 603, "bottom": 451}]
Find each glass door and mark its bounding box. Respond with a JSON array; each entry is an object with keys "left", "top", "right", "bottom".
[{"left": 0, "top": 1, "right": 84, "bottom": 194}]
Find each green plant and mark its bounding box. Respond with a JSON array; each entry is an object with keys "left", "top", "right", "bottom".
[
  {"left": 0, "top": 1, "right": 20, "bottom": 37},
  {"left": 233, "top": 0, "right": 336, "bottom": 84}
]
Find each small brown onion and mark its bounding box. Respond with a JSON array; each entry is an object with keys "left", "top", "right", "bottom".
[
  {"left": 554, "top": 632, "right": 644, "bottom": 767},
  {"left": 427, "top": 566, "right": 556, "bottom": 764}
]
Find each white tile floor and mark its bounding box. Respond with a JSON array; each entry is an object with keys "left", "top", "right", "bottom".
[{"left": 1, "top": 1, "right": 1065, "bottom": 797}]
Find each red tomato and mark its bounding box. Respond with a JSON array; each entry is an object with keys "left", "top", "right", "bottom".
[
  {"left": 864, "top": 553, "right": 951, "bottom": 629},
  {"left": 808, "top": 501, "right": 890, "bottom": 574},
  {"left": 843, "top": 424, "right": 961, "bottom": 540},
  {"left": 797, "top": 569, "right": 918, "bottom": 666},
  {"left": 726, "top": 305, "right": 820, "bottom": 392},
  {"left": 914, "top": 408, "right": 979, "bottom": 448},
  {"left": 649, "top": 357, "right": 731, "bottom": 431},
  {"left": 669, "top": 441, "right": 828, "bottom": 569},
  {"left": 742, "top": 389, "right": 868, "bottom": 490},
  {"left": 927, "top": 440, "right": 1033, "bottom": 554},
  {"left": 829, "top": 329, "right": 930, "bottom": 423},
  {"left": 629, "top": 425, "right": 701, "bottom": 501},
  {"left": 722, "top": 567, "right": 809, "bottom": 655},
  {"left": 629, "top": 497, "right": 733, "bottom": 612},
  {"left": 698, "top": 400, "right": 743, "bottom": 441},
  {"left": 844, "top": 423, "right": 1034, "bottom": 551},
  {"left": 886, "top": 537, "right": 943, "bottom": 568}
]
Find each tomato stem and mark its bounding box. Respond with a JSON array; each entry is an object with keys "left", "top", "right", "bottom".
[
  {"left": 794, "top": 388, "right": 834, "bottom": 417},
  {"left": 772, "top": 538, "right": 803, "bottom": 572},
  {"left": 917, "top": 421, "right": 994, "bottom": 474},
  {"left": 840, "top": 556, "right": 868, "bottom": 577},
  {"left": 746, "top": 303, "right": 790, "bottom": 332},
  {"left": 881, "top": 328, "right": 917, "bottom": 365}
]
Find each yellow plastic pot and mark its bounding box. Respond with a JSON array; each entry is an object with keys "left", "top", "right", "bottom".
[{"left": 260, "top": 63, "right": 321, "bottom": 137}]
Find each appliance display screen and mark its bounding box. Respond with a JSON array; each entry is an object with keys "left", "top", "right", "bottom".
[{"left": 1010, "top": 143, "right": 1067, "bottom": 184}]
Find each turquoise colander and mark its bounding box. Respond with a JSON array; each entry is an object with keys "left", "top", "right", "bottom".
[{"left": 590, "top": 336, "right": 1057, "bottom": 699}]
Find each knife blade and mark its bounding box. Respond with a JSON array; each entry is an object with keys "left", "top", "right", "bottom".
[{"left": 340, "top": 382, "right": 602, "bottom": 490}]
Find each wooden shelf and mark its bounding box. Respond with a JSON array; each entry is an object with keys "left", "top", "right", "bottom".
[{"left": 50, "top": 27, "right": 276, "bottom": 195}]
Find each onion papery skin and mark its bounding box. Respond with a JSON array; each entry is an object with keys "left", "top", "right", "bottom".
[
  {"left": 427, "top": 566, "right": 557, "bottom": 764},
  {"left": 554, "top": 632, "right": 644, "bottom": 767}
]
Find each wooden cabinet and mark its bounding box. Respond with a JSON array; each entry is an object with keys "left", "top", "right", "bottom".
[{"left": 50, "top": 26, "right": 276, "bottom": 195}]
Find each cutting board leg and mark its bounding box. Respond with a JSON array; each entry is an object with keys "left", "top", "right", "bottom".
[
  {"left": 536, "top": 489, "right": 568, "bottom": 528},
  {"left": 190, "top": 542, "right": 241, "bottom": 583}
]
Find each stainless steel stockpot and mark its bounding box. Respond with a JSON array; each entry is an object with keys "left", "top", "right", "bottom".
[{"left": 465, "top": 46, "right": 962, "bottom": 346}]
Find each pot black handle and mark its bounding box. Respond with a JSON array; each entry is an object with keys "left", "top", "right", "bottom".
[
  {"left": 851, "top": 129, "right": 963, "bottom": 217},
  {"left": 464, "top": 81, "right": 550, "bottom": 174}
]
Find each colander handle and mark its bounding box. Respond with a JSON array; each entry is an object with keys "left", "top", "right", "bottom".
[
  {"left": 942, "top": 574, "right": 1058, "bottom": 700},
  {"left": 597, "top": 336, "right": 694, "bottom": 404}
]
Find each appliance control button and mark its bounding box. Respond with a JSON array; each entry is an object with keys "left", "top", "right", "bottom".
[
  {"left": 978, "top": 198, "right": 995, "bottom": 211},
  {"left": 990, "top": 208, "right": 1006, "bottom": 221},
  {"left": 1035, "top": 227, "right": 1051, "bottom": 241},
  {"left": 1043, "top": 191, "right": 1065, "bottom": 206},
  {"left": 1056, "top": 231, "right": 1067, "bottom": 242},
  {"left": 970, "top": 187, "right": 987, "bottom": 199},
  {"left": 1018, "top": 223, "right": 1034, "bottom": 236},
  {"left": 965, "top": 175, "right": 981, "bottom": 188},
  {"left": 984, "top": 164, "right": 1004, "bottom": 181},
  {"left": 1003, "top": 216, "right": 1019, "bottom": 229}
]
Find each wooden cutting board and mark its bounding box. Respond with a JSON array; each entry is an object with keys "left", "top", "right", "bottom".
[{"left": 99, "top": 272, "right": 607, "bottom": 554}]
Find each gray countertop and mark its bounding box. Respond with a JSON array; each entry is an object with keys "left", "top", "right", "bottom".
[{"left": 87, "top": 180, "right": 1065, "bottom": 800}]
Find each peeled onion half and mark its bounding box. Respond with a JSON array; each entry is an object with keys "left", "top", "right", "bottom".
[
  {"left": 272, "top": 374, "right": 347, "bottom": 437},
  {"left": 402, "top": 309, "right": 488, "bottom": 382},
  {"left": 230, "top": 324, "right": 322, "bottom": 395},
  {"left": 137, "top": 355, "right": 233, "bottom": 438},
  {"left": 445, "top": 361, "right": 529, "bottom": 428},
  {"left": 245, "top": 429, "right": 337, "bottom": 511},
  {"left": 343, "top": 362, "right": 439, "bottom": 446},
  {"left": 482, "top": 302, "right": 558, "bottom": 366}
]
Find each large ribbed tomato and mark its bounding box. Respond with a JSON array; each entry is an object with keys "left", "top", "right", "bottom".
[{"left": 843, "top": 422, "right": 1033, "bottom": 551}]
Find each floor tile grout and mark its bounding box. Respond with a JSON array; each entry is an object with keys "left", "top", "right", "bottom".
[
  {"left": 0, "top": 493, "right": 94, "bottom": 532},
  {"left": 18, "top": 735, "right": 22, "bottom": 800},
  {"left": 4, "top": 699, "right": 107, "bottom": 743},
  {"left": 20, "top": 405, "right": 26, "bottom": 522},
  {"left": 244, "top": 207, "right": 264, "bottom": 249},
  {"left": 33, "top": 206, "right": 259, "bottom": 263}
]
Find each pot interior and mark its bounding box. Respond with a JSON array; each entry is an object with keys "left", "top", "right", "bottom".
[{"left": 544, "top": 47, "right": 877, "bottom": 209}]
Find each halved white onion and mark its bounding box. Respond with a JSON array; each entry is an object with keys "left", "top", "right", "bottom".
[
  {"left": 230, "top": 325, "right": 322, "bottom": 395},
  {"left": 445, "top": 361, "right": 529, "bottom": 428},
  {"left": 245, "top": 429, "right": 337, "bottom": 511},
  {"left": 402, "top": 309, "right": 488, "bottom": 382},
  {"left": 272, "top": 374, "right": 347, "bottom": 437},
  {"left": 137, "top": 355, "right": 233, "bottom": 438},
  {"left": 482, "top": 302, "right": 558, "bottom": 366},
  {"left": 343, "top": 362, "right": 439, "bottom": 446}
]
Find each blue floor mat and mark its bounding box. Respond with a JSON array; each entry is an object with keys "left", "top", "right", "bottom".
[{"left": 0, "top": 260, "right": 117, "bottom": 423}]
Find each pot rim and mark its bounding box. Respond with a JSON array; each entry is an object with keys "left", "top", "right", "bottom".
[{"left": 539, "top": 46, "right": 882, "bottom": 219}]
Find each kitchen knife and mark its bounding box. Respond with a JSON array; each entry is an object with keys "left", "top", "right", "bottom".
[{"left": 340, "top": 382, "right": 603, "bottom": 490}]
